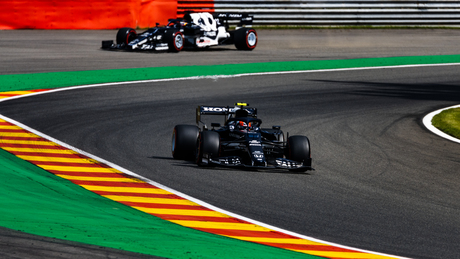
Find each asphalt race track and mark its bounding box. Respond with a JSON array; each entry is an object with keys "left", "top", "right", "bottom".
[
  {"left": 2, "top": 29, "right": 460, "bottom": 74},
  {"left": 1, "top": 30, "right": 460, "bottom": 259}
]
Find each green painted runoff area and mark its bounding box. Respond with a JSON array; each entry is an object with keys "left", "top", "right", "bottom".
[
  {"left": 1, "top": 55, "right": 459, "bottom": 258},
  {"left": 2, "top": 54, "right": 460, "bottom": 91},
  {"left": 0, "top": 148, "right": 319, "bottom": 258}
]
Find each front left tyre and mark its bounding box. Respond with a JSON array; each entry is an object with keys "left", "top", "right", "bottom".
[
  {"left": 116, "top": 27, "right": 137, "bottom": 45},
  {"left": 172, "top": 125, "right": 199, "bottom": 160}
]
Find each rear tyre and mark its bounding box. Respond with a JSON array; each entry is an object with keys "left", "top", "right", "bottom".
[
  {"left": 166, "top": 31, "right": 184, "bottom": 52},
  {"left": 172, "top": 125, "right": 199, "bottom": 160},
  {"left": 234, "top": 28, "right": 257, "bottom": 50},
  {"left": 196, "top": 131, "right": 220, "bottom": 166},
  {"left": 286, "top": 135, "right": 311, "bottom": 172},
  {"left": 116, "top": 27, "right": 137, "bottom": 45}
]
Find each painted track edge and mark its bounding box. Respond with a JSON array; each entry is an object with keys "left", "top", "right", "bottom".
[{"left": 423, "top": 104, "right": 460, "bottom": 144}]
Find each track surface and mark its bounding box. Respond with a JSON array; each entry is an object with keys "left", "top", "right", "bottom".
[
  {"left": 1, "top": 30, "right": 460, "bottom": 258},
  {"left": 2, "top": 29, "right": 460, "bottom": 74}
]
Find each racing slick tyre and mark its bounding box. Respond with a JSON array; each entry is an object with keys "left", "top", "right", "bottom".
[
  {"left": 286, "top": 135, "right": 311, "bottom": 172},
  {"left": 172, "top": 125, "right": 199, "bottom": 160},
  {"left": 165, "top": 31, "right": 184, "bottom": 52},
  {"left": 116, "top": 27, "right": 137, "bottom": 45},
  {"left": 196, "top": 131, "right": 220, "bottom": 166},
  {"left": 234, "top": 28, "right": 257, "bottom": 51}
]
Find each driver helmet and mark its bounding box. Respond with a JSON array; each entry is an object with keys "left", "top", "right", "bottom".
[{"left": 237, "top": 121, "right": 253, "bottom": 132}]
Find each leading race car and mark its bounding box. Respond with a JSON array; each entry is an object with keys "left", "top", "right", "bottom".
[
  {"left": 102, "top": 12, "right": 257, "bottom": 52},
  {"left": 172, "top": 103, "right": 313, "bottom": 172}
]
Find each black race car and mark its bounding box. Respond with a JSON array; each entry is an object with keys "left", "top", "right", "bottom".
[
  {"left": 172, "top": 103, "right": 313, "bottom": 171},
  {"left": 102, "top": 12, "right": 257, "bottom": 52}
]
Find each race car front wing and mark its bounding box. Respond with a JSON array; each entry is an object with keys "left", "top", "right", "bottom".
[{"left": 199, "top": 154, "right": 314, "bottom": 171}]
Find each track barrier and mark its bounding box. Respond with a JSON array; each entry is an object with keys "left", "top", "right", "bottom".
[{"left": 2, "top": 0, "right": 459, "bottom": 29}]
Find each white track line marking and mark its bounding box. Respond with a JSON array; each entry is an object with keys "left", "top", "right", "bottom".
[{"left": 423, "top": 104, "right": 460, "bottom": 144}]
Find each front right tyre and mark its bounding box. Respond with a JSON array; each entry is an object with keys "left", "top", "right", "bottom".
[
  {"left": 286, "top": 135, "right": 311, "bottom": 172},
  {"left": 234, "top": 28, "right": 258, "bottom": 50},
  {"left": 165, "top": 30, "right": 184, "bottom": 52}
]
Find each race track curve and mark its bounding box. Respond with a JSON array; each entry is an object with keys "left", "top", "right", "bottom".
[{"left": 1, "top": 30, "right": 460, "bottom": 259}]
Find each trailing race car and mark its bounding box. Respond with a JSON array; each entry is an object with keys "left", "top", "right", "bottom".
[
  {"left": 102, "top": 12, "right": 257, "bottom": 52},
  {"left": 172, "top": 103, "right": 313, "bottom": 171}
]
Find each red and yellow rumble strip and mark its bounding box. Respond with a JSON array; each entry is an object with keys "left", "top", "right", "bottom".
[
  {"left": 0, "top": 91, "right": 399, "bottom": 259},
  {"left": 0, "top": 89, "right": 49, "bottom": 99}
]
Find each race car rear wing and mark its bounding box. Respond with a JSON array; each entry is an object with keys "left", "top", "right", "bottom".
[
  {"left": 196, "top": 103, "right": 257, "bottom": 127},
  {"left": 213, "top": 13, "right": 254, "bottom": 28}
]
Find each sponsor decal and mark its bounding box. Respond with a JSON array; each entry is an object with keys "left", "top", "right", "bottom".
[
  {"left": 220, "top": 13, "right": 242, "bottom": 18},
  {"left": 252, "top": 150, "right": 264, "bottom": 161},
  {"left": 204, "top": 31, "right": 216, "bottom": 37},
  {"left": 276, "top": 158, "right": 300, "bottom": 168},
  {"left": 140, "top": 45, "right": 155, "bottom": 50},
  {"left": 253, "top": 154, "right": 263, "bottom": 159},
  {"left": 219, "top": 157, "right": 241, "bottom": 165},
  {"left": 200, "top": 106, "right": 256, "bottom": 117},
  {"left": 201, "top": 106, "right": 229, "bottom": 113},
  {"left": 249, "top": 140, "right": 261, "bottom": 146}
]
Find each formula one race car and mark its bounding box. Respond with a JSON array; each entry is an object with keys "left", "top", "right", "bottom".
[
  {"left": 102, "top": 12, "right": 257, "bottom": 52},
  {"left": 172, "top": 103, "right": 313, "bottom": 171}
]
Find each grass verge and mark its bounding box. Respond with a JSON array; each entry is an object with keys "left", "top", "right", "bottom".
[{"left": 432, "top": 108, "right": 460, "bottom": 139}]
